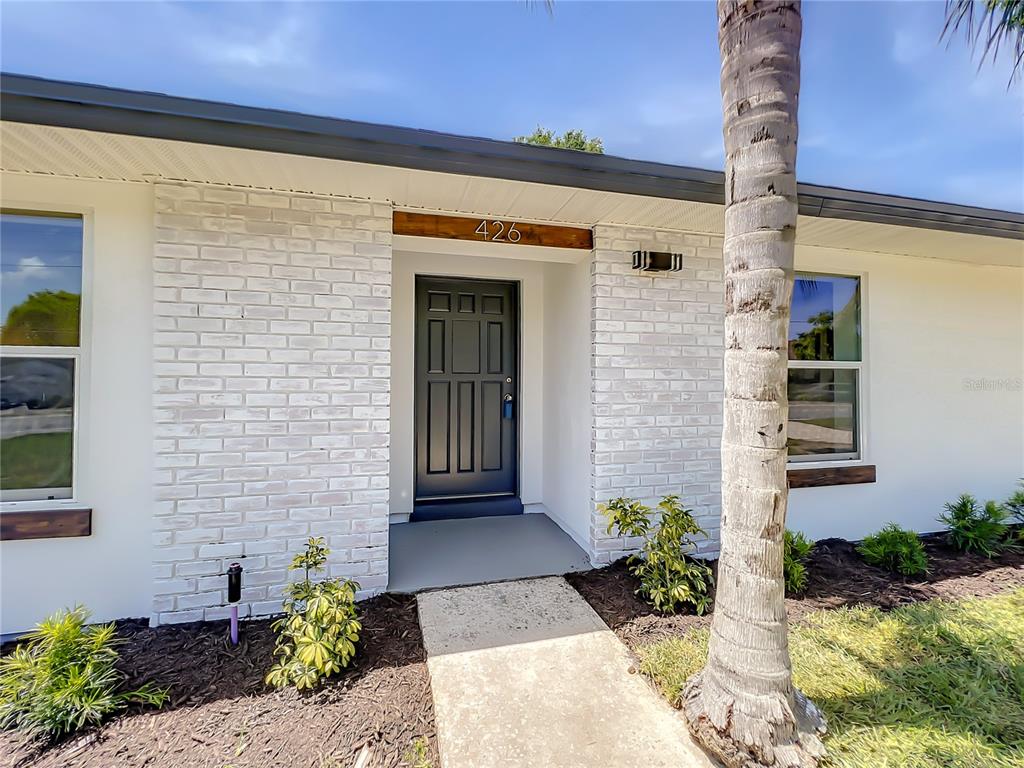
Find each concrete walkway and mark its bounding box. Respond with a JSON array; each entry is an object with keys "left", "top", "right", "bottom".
[{"left": 417, "top": 577, "right": 717, "bottom": 768}]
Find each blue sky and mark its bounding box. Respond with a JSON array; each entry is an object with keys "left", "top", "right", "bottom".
[
  {"left": 2, "top": 1, "right": 1021, "bottom": 211},
  {"left": 1, "top": 213, "right": 82, "bottom": 325}
]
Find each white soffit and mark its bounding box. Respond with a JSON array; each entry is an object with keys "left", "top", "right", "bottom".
[
  {"left": 797, "top": 215, "right": 1023, "bottom": 268},
  {"left": 1, "top": 121, "right": 1021, "bottom": 268}
]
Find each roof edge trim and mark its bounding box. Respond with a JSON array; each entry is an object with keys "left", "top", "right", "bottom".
[{"left": 2, "top": 73, "right": 1021, "bottom": 240}]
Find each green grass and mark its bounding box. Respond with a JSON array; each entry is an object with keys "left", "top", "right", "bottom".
[
  {"left": 0, "top": 432, "right": 73, "bottom": 490},
  {"left": 638, "top": 590, "right": 1024, "bottom": 768}
]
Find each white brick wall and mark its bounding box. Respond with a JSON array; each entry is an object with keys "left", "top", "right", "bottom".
[
  {"left": 151, "top": 182, "right": 391, "bottom": 624},
  {"left": 589, "top": 225, "right": 724, "bottom": 563}
]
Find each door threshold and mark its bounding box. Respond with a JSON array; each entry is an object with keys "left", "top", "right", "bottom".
[{"left": 412, "top": 496, "right": 524, "bottom": 522}]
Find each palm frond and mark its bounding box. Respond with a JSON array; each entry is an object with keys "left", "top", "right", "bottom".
[
  {"left": 526, "top": 0, "right": 554, "bottom": 16},
  {"left": 942, "top": 0, "right": 1024, "bottom": 83}
]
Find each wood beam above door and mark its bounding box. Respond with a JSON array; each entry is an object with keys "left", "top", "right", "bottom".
[{"left": 394, "top": 211, "right": 593, "bottom": 250}]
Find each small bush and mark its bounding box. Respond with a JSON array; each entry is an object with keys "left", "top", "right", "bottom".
[
  {"left": 939, "top": 493, "right": 1010, "bottom": 558},
  {"left": 1005, "top": 481, "right": 1024, "bottom": 526},
  {"left": 266, "top": 537, "right": 361, "bottom": 690},
  {"left": 600, "top": 494, "right": 714, "bottom": 614},
  {"left": 0, "top": 606, "right": 166, "bottom": 741},
  {"left": 783, "top": 529, "right": 814, "bottom": 594},
  {"left": 404, "top": 736, "right": 434, "bottom": 768},
  {"left": 857, "top": 523, "right": 929, "bottom": 576}
]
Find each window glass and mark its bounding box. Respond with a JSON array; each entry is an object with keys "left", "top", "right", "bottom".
[
  {"left": 787, "top": 368, "right": 858, "bottom": 459},
  {"left": 0, "top": 357, "right": 75, "bottom": 500},
  {"left": 789, "top": 274, "right": 861, "bottom": 362},
  {"left": 0, "top": 212, "right": 83, "bottom": 346}
]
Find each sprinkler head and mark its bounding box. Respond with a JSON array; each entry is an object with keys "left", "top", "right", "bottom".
[{"left": 227, "top": 562, "right": 243, "bottom": 603}]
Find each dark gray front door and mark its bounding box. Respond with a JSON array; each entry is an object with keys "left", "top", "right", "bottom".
[{"left": 415, "top": 277, "right": 518, "bottom": 510}]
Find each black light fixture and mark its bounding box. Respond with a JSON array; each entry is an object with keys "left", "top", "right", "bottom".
[{"left": 632, "top": 250, "right": 683, "bottom": 272}]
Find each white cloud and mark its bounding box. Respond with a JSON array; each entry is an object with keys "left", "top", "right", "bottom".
[
  {"left": 184, "top": 6, "right": 393, "bottom": 97},
  {"left": 2, "top": 257, "right": 56, "bottom": 285},
  {"left": 944, "top": 170, "right": 1024, "bottom": 211},
  {"left": 200, "top": 16, "right": 305, "bottom": 69},
  {"left": 636, "top": 86, "right": 720, "bottom": 129}
]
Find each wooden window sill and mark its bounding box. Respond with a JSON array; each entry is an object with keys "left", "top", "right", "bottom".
[
  {"left": 0, "top": 507, "right": 92, "bottom": 541},
  {"left": 788, "top": 465, "right": 877, "bottom": 489}
]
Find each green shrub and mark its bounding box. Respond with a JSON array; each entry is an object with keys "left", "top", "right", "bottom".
[
  {"left": 0, "top": 607, "right": 166, "bottom": 741},
  {"left": 1006, "top": 481, "right": 1024, "bottom": 526},
  {"left": 783, "top": 529, "right": 814, "bottom": 595},
  {"left": 404, "top": 736, "right": 434, "bottom": 768},
  {"left": 600, "top": 494, "right": 713, "bottom": 614},
  {"left": 857, "top": 523, "right": 929, "bottom": 576},
  {"left": 939, "top": 493, "right": 1010, "bottom": 557},
  {"left": 266, "top": 537, "right": 361, "bottom": 690}
]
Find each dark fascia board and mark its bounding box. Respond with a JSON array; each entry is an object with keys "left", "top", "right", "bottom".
[{"left": 2, "top": 72, "right": 1022, "bottom": 240}]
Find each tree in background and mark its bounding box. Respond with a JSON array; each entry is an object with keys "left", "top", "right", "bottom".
[
  {"left": 514, "top": 126, "right": 604, "bottom": 153},
  {"left": 789, "top": 311, "right": 833, "bottom": 361},
  {"left": 0, "top": 290, "right": 80, "bottom": 346},
  {"left": 682, "top": 3, "right": 827, "bottom": 766},
  {"left": 943, "top": 0, "right": 1024, "bottom": 80}
]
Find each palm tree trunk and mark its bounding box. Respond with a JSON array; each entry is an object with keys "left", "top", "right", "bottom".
[{"left": 682, "top": 2, "right": 826, "bottom": 767}]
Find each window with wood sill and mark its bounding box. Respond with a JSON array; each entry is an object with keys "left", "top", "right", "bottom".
[
  {"left": 786, "top": 272, "right": 874, "bottom": 488},
  {"left": 1, "top": 210, "right": 91, "bottom": 538}
]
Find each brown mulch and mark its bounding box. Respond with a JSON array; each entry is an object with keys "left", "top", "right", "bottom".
[
  {"left": 1, "top": 593, "right": 437, "bottom": 768},
  {"left": 565, "top": 533, "right": 1024, "bottom": 652}
]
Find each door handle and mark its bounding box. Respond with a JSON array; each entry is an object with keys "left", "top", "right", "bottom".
[{"left": 503, "top": 394, "right": 514, "bottom": 419}]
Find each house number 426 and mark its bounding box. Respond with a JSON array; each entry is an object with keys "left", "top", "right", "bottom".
[{"left": 475, "top": 220, "right": 522, "bottom": 243}]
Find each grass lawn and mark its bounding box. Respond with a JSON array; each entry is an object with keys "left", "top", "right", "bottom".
[
  {"left": 639, "top": 589, "right": 1024, "bottom": 768},
  {"left": 0, "top": 432, "right": 72, "bottom": 489}
]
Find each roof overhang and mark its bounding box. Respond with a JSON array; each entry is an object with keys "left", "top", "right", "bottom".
[
  {"left": 4, "top": 73, "right": 1022, "bottom": 239},
  {"left": 1, "top": 73, "right": 1022, "bottom": 267}
]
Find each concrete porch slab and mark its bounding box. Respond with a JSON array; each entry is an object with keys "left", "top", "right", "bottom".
[
  {"left": 417, "top": 577, "right": 717, "bottom": 768},
  {"left": 387, "top": 514, "right": 592, "bottom": 593}
]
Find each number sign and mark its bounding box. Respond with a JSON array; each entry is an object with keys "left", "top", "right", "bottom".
[
  {"left": 393, "top": 211, "right": 593, "bottom": 249},
  {"left": 474, "top": 219, "right": 522, "bottom": 243}
]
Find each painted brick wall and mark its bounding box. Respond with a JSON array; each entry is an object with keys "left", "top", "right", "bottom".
[
  {"left": 151, "top": 182, "right": 391, "bottom": 625},
  {"left": 589, "top": 225, "right": 725, "bottom": 564}
]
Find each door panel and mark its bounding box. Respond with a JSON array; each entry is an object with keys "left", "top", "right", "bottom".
[
  {"left": 426, "top": 381, "right": 450, "bottom": 474},
  {"left": 480, "top": 381, "right": 503, "bottom": 471},
  {"left": 456, "top": 382, "right": 475, "bottom": 472},
  {"left": 452, "top": 320, "right": 480, "bottom": 373},
  {"left": 486, "top": 322, "right": 502, "bottom": 373},
  {"left": 427, "top": 320, "right": 445, "bottom": 373},
  {"left": 415, "top": 277, "right": 518, "bottom": 502}
]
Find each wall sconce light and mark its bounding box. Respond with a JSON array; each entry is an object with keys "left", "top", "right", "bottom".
[{"left": 632, "top": 250, "right": 683, "bottom": 272}]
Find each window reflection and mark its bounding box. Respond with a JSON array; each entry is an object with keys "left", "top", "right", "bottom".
[
  {"left": 0, "top": 357, "right": 75, "bottom": 500},
  {"left": 787, "top": 368, "right": 858, "bottom": 458},
  {"left": 0, "top": 212, "right": 83, "bottom": 347},
  {"left": 789, "top": 274, "right": 861, "bottom": 362}
]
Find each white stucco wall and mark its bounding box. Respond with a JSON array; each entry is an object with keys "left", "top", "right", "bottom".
[
  {"left": 1, "top": 173, "right": 153, "bottom": 635},
  {"left": 787, "top": 245, "right": 1024, "bottom": 541},
  {"left": 542, "top": 259, "right": 593, "bottom": 549},
  {"left": 390, "top": 247, "right": 550, "bottom": 518}
]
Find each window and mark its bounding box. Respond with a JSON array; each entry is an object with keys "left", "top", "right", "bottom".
[
  {"left": 0, "top": 211, "right": 84, "bottom": 502},
  {"left": 787, "top": 272, "right": 861, "bottom": 461}
]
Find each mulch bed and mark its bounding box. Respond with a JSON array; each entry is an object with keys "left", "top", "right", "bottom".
[
  {"left": 2, "top": 593, "right": 437, "bottom": 768},
  {"left": 566, "top": 533, "right": 1024, "bottom": 651}
]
